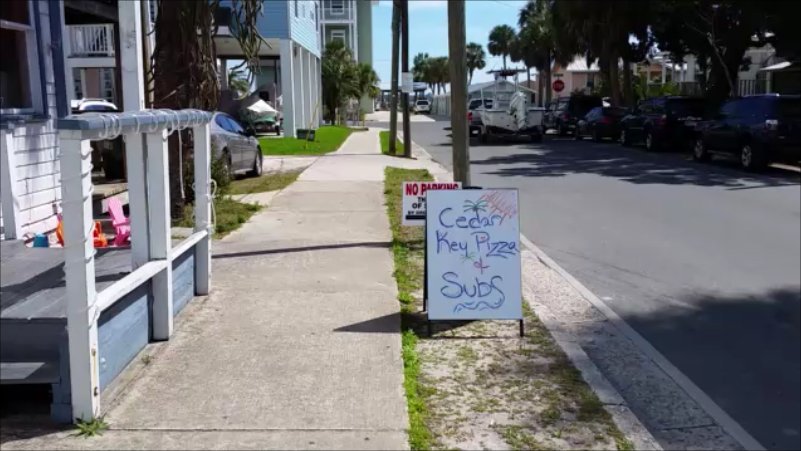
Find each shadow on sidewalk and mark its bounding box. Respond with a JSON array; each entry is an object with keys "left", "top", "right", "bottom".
[{"left": 212, "top": 241, "right": 391, "bottom": 260}]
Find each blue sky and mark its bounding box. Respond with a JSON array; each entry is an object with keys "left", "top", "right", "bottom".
[{"left": 371, "top": 0, "right": 531, "bottom": 89}]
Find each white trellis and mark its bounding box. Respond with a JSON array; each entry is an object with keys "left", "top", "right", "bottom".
[{"left": 58, "top": 109, "right": 212, "bottom": 421}]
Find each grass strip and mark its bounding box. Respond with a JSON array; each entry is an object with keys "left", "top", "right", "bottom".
[
  {"left": 384, "top": 167, "right": 434, "bottom": 450},
  {"left": 380, "top": 130, "right": 406, "bottom": 157},
  {"left": 259, "top": 125, "right": 352, "bottom": 156},
  {"left": 228, "top": 170, "right": 301, "bottom": 195}
]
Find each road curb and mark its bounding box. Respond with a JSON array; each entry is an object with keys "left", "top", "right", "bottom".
[{"left": 408, "top": 140, "right": 663, "bottom": 450}]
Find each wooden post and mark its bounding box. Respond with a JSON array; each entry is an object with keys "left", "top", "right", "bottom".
[
  {"left": 388, "top": 0, "right": 400, "bottom": 153},
  {"left": 401, "top": 0, "right": 411, "bottom": 158},
  {"left": 118, "top": 0, "right": 145, "bottom": 111},
  {"left": 0, "top": 130, "right": 22, "bottom": 239},
  {"left": 448, "top": 0, "right": 470, "bottom": 185},
  {"left": 146, "top": 130, "right": 173, "bottom": 340},
  {"left": 60, "top": 132, "right": 100, "bottom": 421},
  {"left": 193, "top": 123, "right": 212, "bottom": 295}
]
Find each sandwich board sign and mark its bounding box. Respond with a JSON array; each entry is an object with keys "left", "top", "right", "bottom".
[
  {"left": 425, "top": 189, "right": 522, "bottom": 321},
  {"left": 402, "top": 181, "right": 461, "bottom": 226}
]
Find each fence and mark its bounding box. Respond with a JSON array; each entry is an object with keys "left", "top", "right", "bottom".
[
  {"left": 67, "top": 24, "right": 115, "bottom": 57},
  {"left": 58, "top": 109, "right": 212, "bottom": 421}
]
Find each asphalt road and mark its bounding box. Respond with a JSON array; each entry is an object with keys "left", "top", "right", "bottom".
[{"left": 374, "top": 119, "right": 801, "bottom": 450}]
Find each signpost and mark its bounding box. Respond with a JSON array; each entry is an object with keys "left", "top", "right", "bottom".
[
  {"left": 401, "top": 181, "right": 462, "bottom": 226},
  {"left": 425, "top": 189, "right": 523, "bottom": 335},
  {"left": 401, "top": 72, "right": 413, "bottom": 94}
]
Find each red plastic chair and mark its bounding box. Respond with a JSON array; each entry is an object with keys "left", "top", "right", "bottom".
[{"left": 106, "top": 197, "right": 131, "bottom": 246}]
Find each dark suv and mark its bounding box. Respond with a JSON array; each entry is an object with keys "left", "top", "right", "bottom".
[
  {"left": 544, "top": 94, "right": 602, "bottom": 135},
  {"left": 693, "top": 95, "right": 800, "bottom": 170},
  {"left": 619, "top": 96, "right": 705, "bottom": 151}
]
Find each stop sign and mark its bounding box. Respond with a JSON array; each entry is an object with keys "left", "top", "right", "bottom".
[{"left": 552, "top": 79, "right": 565, "bottom": 93}]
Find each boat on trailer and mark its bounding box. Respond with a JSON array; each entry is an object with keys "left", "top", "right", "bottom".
[{"left": 475, "top": 69, "right": 545, "bottom": 143}]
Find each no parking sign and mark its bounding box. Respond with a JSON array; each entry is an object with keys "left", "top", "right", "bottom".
[{"left": 401, "top": 181, "right": 462, "bottom": 226}]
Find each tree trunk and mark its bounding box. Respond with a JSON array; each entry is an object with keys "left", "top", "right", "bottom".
[
  {"left": 607, "top": 55, "right": 622, "bottom": 106},
  {"left": 152, "top": 0, "right": 218, "bottom": 216},
  {"left": 537, "top": 70, "right": 544, "bottom": 106},
  {"left": 706, "top": 40, "right": 748, "bottom": 107},
  {"left": 622, "top": 57, "right": 633, "bottom": 107}
]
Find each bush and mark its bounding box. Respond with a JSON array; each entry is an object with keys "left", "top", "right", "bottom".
[{"left": 182, "top": 147, "right": 231, "bottom": 203}]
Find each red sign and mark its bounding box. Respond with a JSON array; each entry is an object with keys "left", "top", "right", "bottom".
[{"left": 552, "top": 79, "right": 565, "bottom": 92}]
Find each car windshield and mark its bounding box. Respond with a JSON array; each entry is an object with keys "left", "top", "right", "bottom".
[
  {"left": 667, "top": 99, "right": 705, "bottom": 117},
  {"left": 602, "top": 107, "right": 627, "bottom": 117},
  {"left": 571, "top": 96, "right": 601, "bottom": 114},
  {"left": 416, "top": 100, "right": 429, "bottom": 105},
  {"left": 778, "top": 98, "right": 801, "bottom": 118}
]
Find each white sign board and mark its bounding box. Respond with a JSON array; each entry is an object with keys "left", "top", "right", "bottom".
[
  {"left": 401, "top": 72, "right": 413, "bottom": 93},
  {"left": 402, "top": 181, "right": 462, "bottom": 226},
  {"left": 426, "top": 189, "right": 522, "bottom": 320}
]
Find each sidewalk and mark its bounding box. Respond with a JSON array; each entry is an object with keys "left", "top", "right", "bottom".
[{"left": 1, "top": 129, "right": 439, "bottom": 450}]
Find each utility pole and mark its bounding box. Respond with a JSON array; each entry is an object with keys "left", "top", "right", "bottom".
[
  {"left": 448, "top": 0, "right": 470, "bottom": 185},
  {"left": 388, "top": 0, "right": 400, "bottom": 155},
  {"left": 401, "top": 0, "right": 411, "bottom": 157}
]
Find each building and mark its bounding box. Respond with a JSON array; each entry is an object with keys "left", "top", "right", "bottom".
[
  {"left": 216, "top": 0, "right": 322, "bottom": 137},
  {"left": 319, "top": 0, "right": 375, "bottom": 113},
  {"left": 549, "top": 58, "right": 601, "bottom": 100}
]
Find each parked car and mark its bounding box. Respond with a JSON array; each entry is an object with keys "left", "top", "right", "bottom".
[
  {"left": 543, "top": 94, "right": 603, "bottom": 135},
  {"left": 575, "top": 106, "right": 627, "bottom": 141},
  {"left": 414, "top": 99, "right": 431, "bottom": 114},
  {"left": 468, "top": 98, "right": 493, "bottom": 137},
  {"left": 250, "top": 115, "right": 281, "bottom": 135},
  {"left": 210, "top": 112, "right": 263, "bottom": 177},
  {"left": 619, "top": 96, "right": 705, "bottom": 151},
  {"left": 693, "top": 94, "right": 801, "bottom": 170},
  {"left": 71, "top": 98, "right": 118, "bottom": 113}
]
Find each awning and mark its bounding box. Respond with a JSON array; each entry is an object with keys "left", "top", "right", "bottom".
[
  {"left": 246, "top": 99, "right": 277, "bottom": 114},
  {"left": 759, "top": 61, "right": 793, "bottom": 72}
]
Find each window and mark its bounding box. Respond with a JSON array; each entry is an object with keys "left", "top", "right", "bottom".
[
  {"left": 719, "top": 100, "right": 739, "bottom": 118},
  {"left": 0, "top": 0, "right": 40, "bottom": 112},
  {"left": 215, "top": 115, "right": 231, "bottom": 131},
  {"left": 224, "top": 115, "right": 245, "bottom": 134},
  {"left": 331, "top": 29, "right": 346, "bottom": 44},
  {"left": 331, "top": 0, "right": 344, "bottom": 15},
  {"left": 294, "top": 0, "right": 298, "bottom": 17}
]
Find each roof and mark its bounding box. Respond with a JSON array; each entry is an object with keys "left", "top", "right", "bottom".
[
  {"left": 468, "top": 79, "right": 535, "bottom": 94},
  {"left": 565, "top": 58, "right": 600, "bottom": 72}
]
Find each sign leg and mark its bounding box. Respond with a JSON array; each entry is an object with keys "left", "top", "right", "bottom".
[
  {"left": 519, "top": 319, "right": 525, "bottom": 337},
  {"left": 423, "top": 230, "right": 428, "bottom": 312}
]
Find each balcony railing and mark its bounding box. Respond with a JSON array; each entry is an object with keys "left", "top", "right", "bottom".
[{"left": 68, "top": 24, "right": 115, "bottom": 57}]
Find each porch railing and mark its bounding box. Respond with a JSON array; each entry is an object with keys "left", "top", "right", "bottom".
[
  {"left": 58, "top": 109, "right": 212, "bottom": 421},
  {"left": 68, "top": 24, "right": 115, "bottom": 57}
]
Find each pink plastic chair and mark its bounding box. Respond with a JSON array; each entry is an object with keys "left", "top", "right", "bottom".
[{"left": 107, "top": 197, "right": 131, "bottom": 246}]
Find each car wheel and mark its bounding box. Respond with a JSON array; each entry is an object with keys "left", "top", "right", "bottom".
[
  {"left": 530, "top": 133, "right": 542, "bottom": 143},
  {"left": 248, "top": 149, "right": 263, "bottom": 177},
  {"left": 645, "top": 131, "right": 659, "bottom": 151},
  {"left": 480, "top": 128, "right": 489, "bottom": 143},
  {"left": 620, "top": 128, "right": 632, "bottom": 147},
  {"left": 740, "top": 143, "right": 767, "bottom": 171},
  {"left": 574, "top": 128, "right": 583, "bottom": 140},
  {"left": 558, "top": 125, "right": 568, "bottom": 137},
  {"left": 220, "top": 150, "right": 233, "bottom": 179},
  {"left": 693, "top": 138, "right": 710, "bottom": 162},
  {"left": 592, "top": 128, "right": 602, "bottom": 142}
]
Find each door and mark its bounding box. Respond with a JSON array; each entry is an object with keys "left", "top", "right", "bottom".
[
  {"left": 629, "top": 99, "right": 650, "bottom": 140},
  {"left": 707, "top": 100, "right": 739, "bottom": 152},
  {"left": 223, "top": 115, "right": 249, "bottom": 170}
]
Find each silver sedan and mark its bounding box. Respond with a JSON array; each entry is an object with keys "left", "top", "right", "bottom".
[{"left": 210, "top": 112, "right": 263, "bottom": 177}]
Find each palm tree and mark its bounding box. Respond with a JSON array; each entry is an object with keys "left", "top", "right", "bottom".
[
  {"left": 466, "top": 43, "right": 486, "bottom": 85},
  {"left": 322, "top": 40, "right": 359, "bottom": 124},
  {"left": 430, "top": 56, "right": 450, "bottom": 94},
  {"left": 412, "top": 52, "right": 434, "bottom": 93},
  {"left": 152, "top": 0, "right": 264, "bottom": 215},
  {"left": 227, "top": 68, "right": 251, "bottom": 98},
  {"left": 487, "top": 25, "right": 516, "bottom": 70},
  {"left": 515, "top": 0, "right": 566, "bottom": 105},
  {"left": 357, "top": 63, "right": 380, "bottom": 101}
]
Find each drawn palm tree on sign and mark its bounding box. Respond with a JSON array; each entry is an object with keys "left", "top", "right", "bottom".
[{"left": 463, "top": 199, "right": 488, "bottom": 220}]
